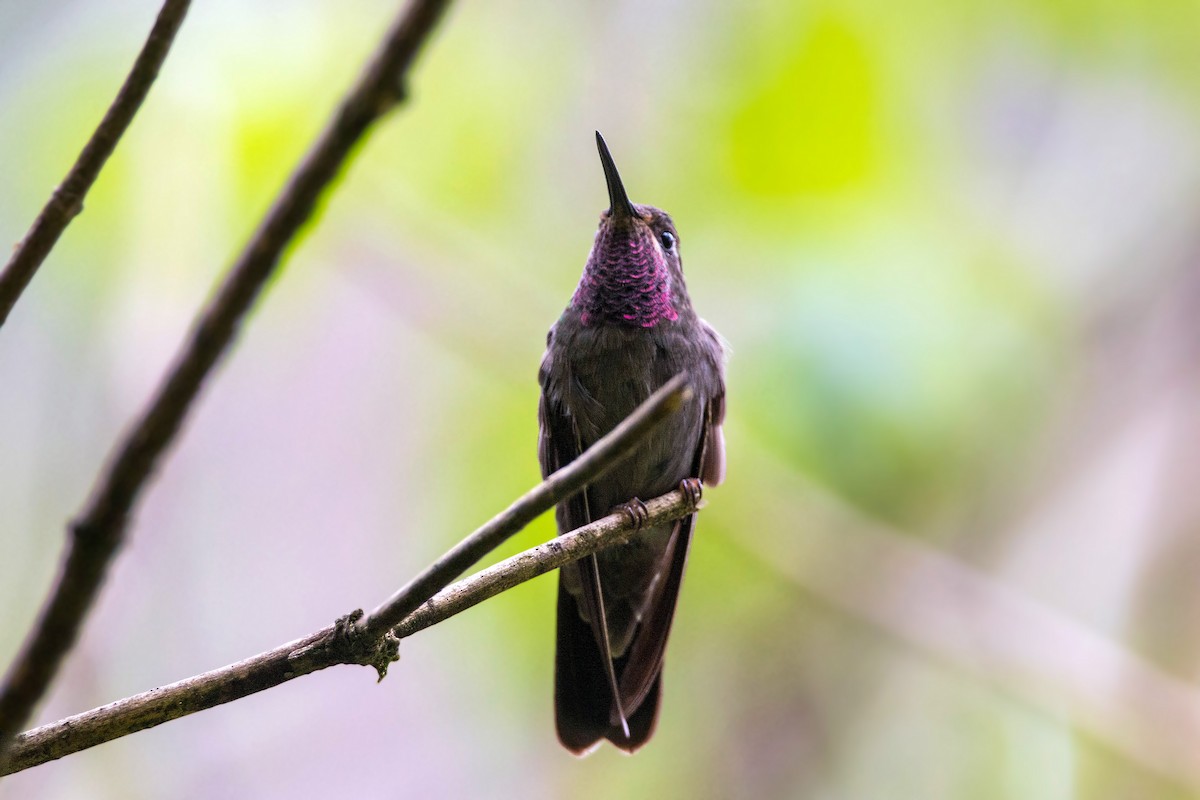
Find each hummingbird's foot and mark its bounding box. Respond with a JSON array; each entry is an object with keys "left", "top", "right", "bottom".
[
  {"left": 679, "top": 477, "right": 703, "bottom": 509},
  {"left": 614, "top": 498, "right": 650, "bottom": 530}
]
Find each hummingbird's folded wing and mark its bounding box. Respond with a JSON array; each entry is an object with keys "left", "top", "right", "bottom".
[
  {"left": 540, "top": 383, "right": 628, "bottom": 752},
  {"left": 610, "top": 332, "right": 726, "bottom": 740},
  {"left": 610, "top": 398, "right": 718, "bottom": 732},
  {"left": 700, "top": 320, "right": 727, "bottom": 487}
]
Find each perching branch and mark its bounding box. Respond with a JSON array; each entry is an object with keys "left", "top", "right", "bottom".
[
  {"left": 0, "top": 0, "right": 453, "bottom": 766},
  {"left": 361, "top": 374, "right": 692, "bottom": 639},
  {"left": 0, "top": 0, "right": 192, "bottom": 328},
  {"left": 2, "top": 474, "right": 700, "bottom": 774},
  {"left": 394, "top": 486, "right": 699, "bottom": 636}
]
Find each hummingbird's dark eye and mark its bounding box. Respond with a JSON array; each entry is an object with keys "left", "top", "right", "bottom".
[{"left": 660, "top": 231, "right": 676, "bottom": 251}]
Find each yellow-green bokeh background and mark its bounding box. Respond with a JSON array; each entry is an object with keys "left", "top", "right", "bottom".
[{"left": 4, "top": 1, "right": 1200, "bottom": 797}]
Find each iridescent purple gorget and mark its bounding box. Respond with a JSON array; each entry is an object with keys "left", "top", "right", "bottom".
[{"left": 572, "top": 218, "right": 678, "bottom": 328}]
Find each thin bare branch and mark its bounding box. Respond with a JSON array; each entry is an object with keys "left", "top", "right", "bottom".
[
  {"left": 0, "top": 0, "right": 192, "bottom": 327},
  {"left": 393, "top": 487, "right": 699, "bottom": 638},
  {"left": 1, "top": 486, "right": 701, "bottom": 776},
  {"left": 0, "top": 0, "right": 454, "bottom": 766},
  {"left": 362, "top": 373, "right": 692, "bottom": 638}
]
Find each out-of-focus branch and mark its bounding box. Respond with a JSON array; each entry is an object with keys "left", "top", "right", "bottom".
[
  {"left": 736, "top": 442, "right": 1200, "bottom": 791},
  {"left": 1, "top": 485, "right": 701, "bottom": 776},
  {"left": 0, "top": 0, "right": 454, "bottom": 767},
  {"left": 0, "top": 0, "right": 192, "bottom": 328}
]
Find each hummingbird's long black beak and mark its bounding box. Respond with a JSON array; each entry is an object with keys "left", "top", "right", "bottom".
[{"left": 596, "top": 131, "right": 638, "bottom": 221}]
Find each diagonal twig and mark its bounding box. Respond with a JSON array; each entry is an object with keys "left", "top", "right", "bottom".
[
  {"left": 1, "top": 386, "right": 698, "bottom": 776},
  {"left": 361, "top": 373, "right": 692, "bottom": 638},
  {"left": 0, "top": 0, "right": 193, "bottom": 328},
  {"left": 0, "top": 0, "right": 454, "bottom": 766}
]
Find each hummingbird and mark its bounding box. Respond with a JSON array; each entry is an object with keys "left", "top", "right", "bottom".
[{"left": 537, "top": 132, "right": 727, "bottom": 754}]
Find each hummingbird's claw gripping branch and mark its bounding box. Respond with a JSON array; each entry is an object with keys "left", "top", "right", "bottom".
[
  {"left": 678, "top": 478, "right": 703, "bottom": 510},
  {"left": 614, "top": 498, "right": 651, "bottom": 531}
]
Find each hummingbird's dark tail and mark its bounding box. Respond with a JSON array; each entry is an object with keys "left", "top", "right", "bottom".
[
  {"left": 576, "top": 553, "right": 631, "bottom": 739},
  {"left": 554, "top": 511, "right": 695, "bottom": 754},
  {"left": 554, "top": 577, "right": 662, "bottom": 754}
]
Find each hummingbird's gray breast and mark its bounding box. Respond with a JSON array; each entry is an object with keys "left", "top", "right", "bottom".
[
  {"left": 546, "top": 313, "right": 709, "bottom": 505},
  {"left": 543, "top": 311, "right": 717, "bottom": 656}
]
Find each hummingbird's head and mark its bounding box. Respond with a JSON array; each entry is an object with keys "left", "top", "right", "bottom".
[{"left": 572, "top": 132, "right": 689, "bottom": 328}]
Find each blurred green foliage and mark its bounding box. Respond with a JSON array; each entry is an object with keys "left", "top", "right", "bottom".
[{"left": 3, "top": 0, "right": 1200, "bottom": 798}]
